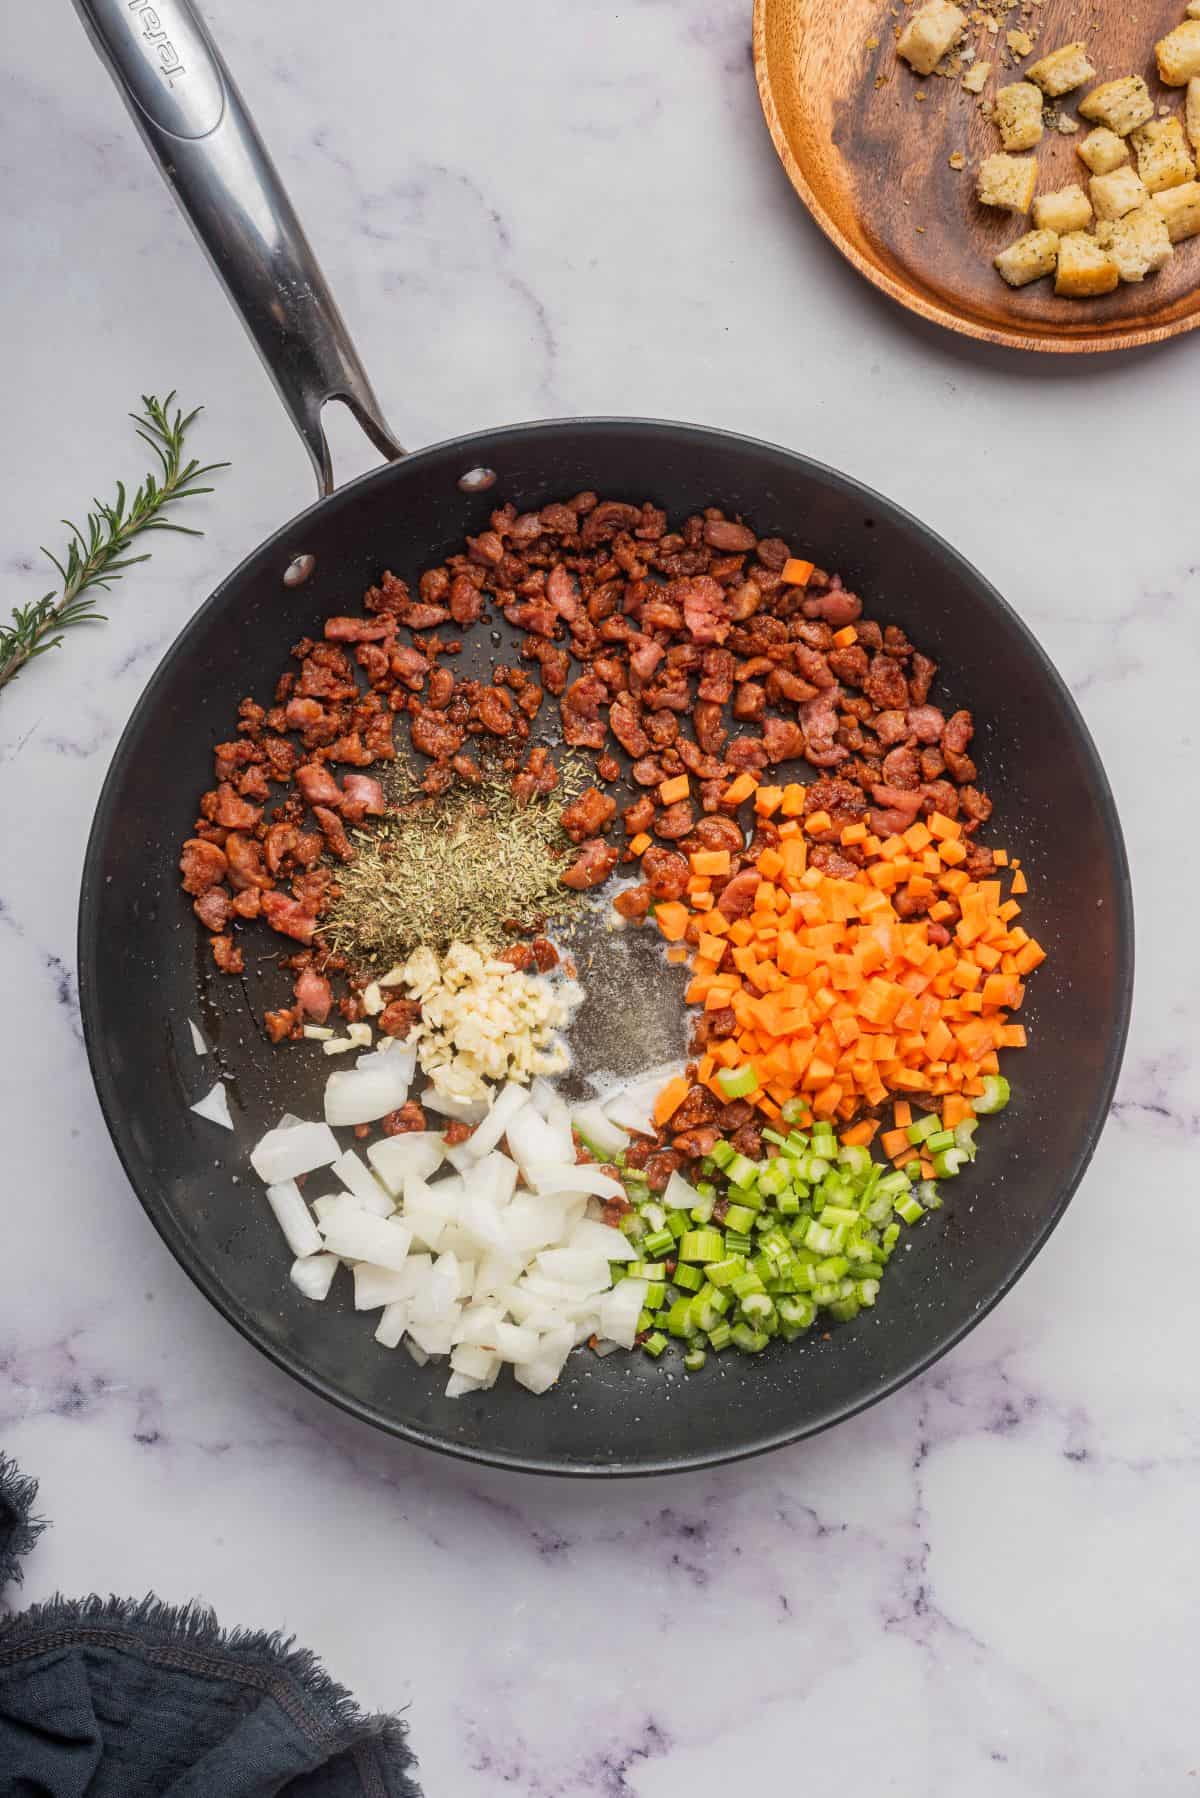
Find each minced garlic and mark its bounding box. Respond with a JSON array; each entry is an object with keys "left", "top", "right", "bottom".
[{"left": 383, "top": 941, "right": 583, "bottom": 1104}]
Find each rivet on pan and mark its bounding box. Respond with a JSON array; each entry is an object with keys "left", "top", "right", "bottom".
[
  {"left": 457, "top": 466, "right": 497, "bottom": 493},
  {"left": 283, "top": 553, "right": 316, "bottom": 588}
]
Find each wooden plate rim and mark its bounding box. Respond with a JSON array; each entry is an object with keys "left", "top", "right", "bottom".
[{"left": 752, "top": 0, "right": 1200, "bottom": 356}]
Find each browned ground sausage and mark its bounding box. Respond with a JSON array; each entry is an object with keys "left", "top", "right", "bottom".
[
  {"left": 641, "top": 846, "right": 690, "bottom": 900},
  {"left": 561, "top": 840, "right": 619, "bottom": 889},
  {"left": 185, "top": 492, "right": 997, "bottom": 1090},
  {"left": 179, "top": 838, "right": 228, "bottom": 895},
  {"left": 379, "top": 998, "right": 421, "bottom": 1039},
  {"left": 560, "top": 785, "right": 617, "bottom": 843},
  {"left": 717, "top": 869, "right": 761, "bottom": 919}
]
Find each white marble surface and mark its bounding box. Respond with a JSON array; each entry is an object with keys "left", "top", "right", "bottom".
[{"left": 2, "top": 1, "right": 1198, "bottom": 1791}]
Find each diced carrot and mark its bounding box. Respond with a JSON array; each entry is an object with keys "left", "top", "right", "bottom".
[
  {"left": 992, "top": 849, "right": 1009, "bottom": 867},
  {"left": 630, "top": 791, "right": 1043, "bottom": 1134},
  {"left": 654, "top": 902, "right": 689, "bottom": 942},
  {"left": 832, "top": 624, "right": 858, "bottom": 648},
  {"left": 841, "top": 1119, "right": 879, "bottom": 1146},
  {"left": 659, "top": 774, "right": 690, "bottom": 805},
  {"left": 781, "top": 558, "right": 814, "bottom": 586},
  {"left": 804, "top": 810, "right": 832, "bottom": 837},
  {"left": 629, "top": 832, "right": 652, "bottom": 855},
  {"left": 780, "top": 783, "right": 807, "bottom": 817},
  {"left": 722, "top": 772, "right": 758, "bottom": 805},
  {"left": 1011, "top": 869, "right": 1028, "bottom": 895},
  {"left": 665, "top": 945, "right": 688, "bottom": 965},
  {"left": 653, "top": 1076, "right": 690, "bottom": 1126},
  {"left": 690, "top": 849, "right": 731, "bottom": 877},
  {"left": 755, "top": 785, "right": 784, "bottom": 817}
]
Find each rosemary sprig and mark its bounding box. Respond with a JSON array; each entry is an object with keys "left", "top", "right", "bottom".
[{"left": 0, "top": 392, "right": 227, "bottom": 695}]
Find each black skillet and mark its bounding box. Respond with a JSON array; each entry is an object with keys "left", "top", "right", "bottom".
[{"left": 74, "top": 0, "right": 1133, "bottom": 1475}]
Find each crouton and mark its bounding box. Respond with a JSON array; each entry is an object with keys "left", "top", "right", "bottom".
[
  {"left": 1153, "top": 179, "right": 1200, "bottom": 240},
  {"left": 1032, "top": 184, "right": 1093, "bottom": 233},
  {"left": 994, "top": 83, "right": 1045, "bottom": 150},
  {"left": 1186, "top": 77, "right": 1200, "bottom": 152},
  {"left": 1079, "top": 76, "right": 1155, "bottom": 137},
  {"left": 897, "top": 1, "right": 966, "bottom": 76},
  {"left": 977, "top": 153, "right": 1039, "bottom": 213},
  {"left": 1026, "top": 42, "right": 1096, "bottom": 97},
  {"left": 962, "top": 60, "right": 991, "bottom": 94},
  {"left": 1132, "top": 117, "right": 1197, "bottom": 193},
  {"left": 1077, "top": 128, "right": 1131, "bottom": 175},
  {"left": 1089, "top": 165, "right": 1149, "bottom": 220},
  {"left": 1054, "top": 231, "right": 1120, "bottom": 296},
  {"left": 1156, "top": 21, "right": 1200, "bottom": 85},
  {"left": 1096, "top": 205, "right": 1174, "bottom": 280},
  {"left": 994, "top": 229, "right": 1060, "bottom": 286}
]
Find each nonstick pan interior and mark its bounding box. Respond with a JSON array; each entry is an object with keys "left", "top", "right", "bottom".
[{"left": 79, "top": 418, "right": 1132, "bottom": 1474}]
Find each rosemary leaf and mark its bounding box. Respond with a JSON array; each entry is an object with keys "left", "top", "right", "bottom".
[{"left": 0, "top": 391, "right": 228, "bottom": 696}]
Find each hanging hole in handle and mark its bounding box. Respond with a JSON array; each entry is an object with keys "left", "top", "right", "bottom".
[{"left": 457, "top": 466, "right": 498, "bottom": 493}]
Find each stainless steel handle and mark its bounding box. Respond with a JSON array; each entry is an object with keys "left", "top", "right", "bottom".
[{"left": 72, "top": 0, "right": 405, "bottom": 495}]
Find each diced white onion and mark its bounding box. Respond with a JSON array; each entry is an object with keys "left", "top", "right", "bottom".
[
  {"left": 319, "top": 1210, "right": 413, "bottom": 1272},
  {"left": 598, "top": 1277, "right": 648, "bottom": 1350},
  {"left": 664, "top": 1170, "right": 704, "bottom": 1213},
  {"left": 375, "top": 1300, "right": 410, "bottom": 1347},
  {"left": 602, "top": 1063, "right": 685, "bottom": 1137},
  {"left": 569, "top": 1100, "right": 629, "bottom": 1157},
  {"left": 529, "top": 1078, "right": 576, "bottom": 1159},
  {"left": 448, "top": 1081, "right": 529, "bottom": 1166},
  {"left": 504, "top": 1104, "right": 568, "bottom": 1179},
  {"left": 534, "top": 1247, "right": 612, "bottom": 1290},
  {"left": 525, "top": 1162, "right": 625, "bottom": 1201},
  {"left": 190, "top": 1081, "right": 232, "bottom": 1130},
  {"left": 450, "top": 1344, "right": 502, "bottom": 1381},
  {"left": 251, "top": 1120, "right": 340, "bottom": 1184},
  {"left": 324, "top": 1046, "right": 416, "bottom": 1125},
  {"left": 514, "top": 1324, "right": 575, "bottom": 1395},
  {"left": 569, "top": 1217, "right": 639, "bottom": 1262},
  {"left": 188, "top": 1019, "right": 209, "bottom": 1056},
  {"left": 290, "top": 1253, "right": 339, "bottom": 1301},
  {"left": 252, "top": 1058, "right": 688, "bottom": 1399},
  {"left": 367, "top": 1131, "right": 445, "bottom": 1196},
  {"left": 265, "top": 1180, "right": 323, "bottom": 1258},
  {"left": 353, "top": 1263, "right": 417, "bottom": 1310},
  {"left": 331, "top": 1149, "right": 393, "bottom": 1213},
  {"left": 419, "top": 1085, "right": 488, "bottom": 1124}
]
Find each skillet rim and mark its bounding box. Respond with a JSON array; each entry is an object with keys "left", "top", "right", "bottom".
[{"left": 77, "top": 414, "right": 1135, "bottom": 1477}]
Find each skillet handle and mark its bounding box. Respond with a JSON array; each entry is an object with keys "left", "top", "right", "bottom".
[{"left": 71, "top": 0, "right": 405, "bottom": 495}]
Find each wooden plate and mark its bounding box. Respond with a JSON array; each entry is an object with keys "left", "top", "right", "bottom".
[{"left": 754, "top": 0, "right": 1200, "bottom": 352}]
